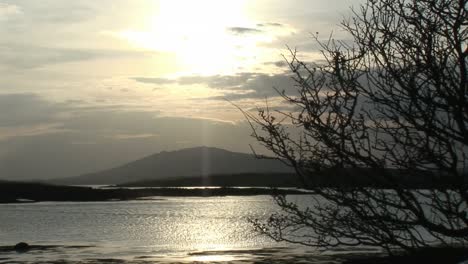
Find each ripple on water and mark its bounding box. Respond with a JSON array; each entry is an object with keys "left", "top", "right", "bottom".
[{"left": 0, "top": 195, "right": 357, "bottom": 263}]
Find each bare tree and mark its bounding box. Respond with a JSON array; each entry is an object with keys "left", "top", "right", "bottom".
[{"left": 244, "top": 0, "right": 468, "bottom": 253}]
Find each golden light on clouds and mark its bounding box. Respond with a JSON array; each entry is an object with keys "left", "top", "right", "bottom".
[
  {"left": 117, "top": 0, "right": 278, "bottom": 76},
  {"left": 0, "top": 0, "right": 358, "bottom": 179}
]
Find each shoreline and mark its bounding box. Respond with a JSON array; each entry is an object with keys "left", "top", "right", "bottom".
[
  {"left": 1, "top": 244, "right": 467, "bottom": 264},
  {"left": 0, "top": 181, "right": 311, "bottom": 204},
  {"left": 0, "top": 243, "right": 382, "bottom": 264}
]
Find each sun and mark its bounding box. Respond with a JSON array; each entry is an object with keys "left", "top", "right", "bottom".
[{"left": 119, "top": 0, "right": 267, "bottom": 76}]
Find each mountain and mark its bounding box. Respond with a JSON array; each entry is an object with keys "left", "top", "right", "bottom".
[{"left": 51, "top": 147, "right": 293, "bottom": 185}]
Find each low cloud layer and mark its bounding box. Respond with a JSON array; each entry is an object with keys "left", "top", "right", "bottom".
[
  {"left": 0, "top": 93, "right": 259, "bottom": 180},
  {"left": 0, "top": 43, "right": 150, "bottom": 69},
  {"left": 133, "top": 71, "right": 299, "bottom": 101},
  {"left": 227, "top": 27, "right": 262, "bottom": 35},
  {"left": 0, "top": 3, "right": 21, "bottom": 19}
]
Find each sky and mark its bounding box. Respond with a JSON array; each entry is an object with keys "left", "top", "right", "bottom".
[{"left": 0, "top": 0, "right": 361, "bottom": 180}]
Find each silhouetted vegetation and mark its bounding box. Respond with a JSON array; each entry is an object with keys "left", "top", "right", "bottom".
[
  {"left": 0, "top": 180, "right": 309, "bottom": 203},
  {"left": 244, "top": 0, "right": 467, "bottom": 256},
  {"left": 343, "top": 247, "right": 468, "bottom": 264},
  {"left": 119, "top": 170, "right": 465, "bottom": 189},
  {"left": 118, "top": 173, "right": 302, "bottom": 187}
]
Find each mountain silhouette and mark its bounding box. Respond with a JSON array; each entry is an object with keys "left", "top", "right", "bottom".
[{"left": 52, "top": 146, "right": 293, "bottom": 185}]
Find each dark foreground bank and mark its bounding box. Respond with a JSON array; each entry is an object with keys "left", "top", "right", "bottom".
[
  {"left": 0, "top": 181, "right": 310, "bottom": 203},
  {"left": 1, "top": 244, "right": 467, "bottom": 264}
]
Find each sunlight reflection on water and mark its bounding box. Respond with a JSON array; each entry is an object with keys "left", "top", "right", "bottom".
[
  {"left": 188, "top": 254, "right": 238, "bottom": 262},
  {"left": 0, "top": 196, "right": 311, "bottom": 261}
]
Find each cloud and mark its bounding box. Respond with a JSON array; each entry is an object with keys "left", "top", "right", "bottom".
[
  {"left": 257, "top": 22, "right": 283, "bottom": 27},
  {"left": 133, "top": 73, "right": 257, "bottom": 89},
  {"left": 0, "top": 93, "right": 259, "bottom": 180},
  {"left": 264, "top": 60, "right": 288, "bottom": 68},
  {"left": 0, "top": 93, "right": 67, "bottom": 127},
  {"left": 0, "top": 44, "right": 150, "bottom": 69},
  {"left": 0, "top": 3, "right": 21, "bottom": 20},
  {"left": 0, "top": 123, "right": 69, "bottom": 141},
  {"left": 226, "top": 23, "right": 284, "bottom": 36},
  {"left": 206, "top": 92, "right": 258, "bottom": 101},
  {"left": 30, "top": 5, "right": 94, "bottom": 24},
  {"left": 0, "top": 93, "right": 73, "bottom": 144},
  {"left": 5, "top": 1, "right": 96, "bottom": 24},
  {"left": 180, "top": 73, "right": 257, "bottom": 88},
  {"left": 112, "top": 133, "right": 159, "bottom": 140},
  {"left": 132, "top": 77, "right": 177, "bottom": 85},
  {"left": 0, "top": 93, "right": 160, "bottom": 139},
  {"left": 133, "top": 72, "right": 298, "bottom": 100},
  {"left": 0, "top": 45, "right": 92, "bottom": 69},
  {"left": 226, "top": 27, "right": 262, "bottom": 35}
]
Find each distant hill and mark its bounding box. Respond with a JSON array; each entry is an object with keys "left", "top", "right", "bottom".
[{"left": 51, "top": 147, "right": 293, "bottom": 185}]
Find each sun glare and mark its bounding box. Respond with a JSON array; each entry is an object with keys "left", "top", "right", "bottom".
[{"left": 120, "top": 0, "right": 269, "bottom": 75}]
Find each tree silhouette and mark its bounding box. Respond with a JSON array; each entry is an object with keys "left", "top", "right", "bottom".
[{"left": 245, "top": 0, "right": 467, "bottom": 253}]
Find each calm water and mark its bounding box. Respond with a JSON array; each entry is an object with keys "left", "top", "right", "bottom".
[{"left": 0, "top": 195, "right": 318, "bottom": 262}]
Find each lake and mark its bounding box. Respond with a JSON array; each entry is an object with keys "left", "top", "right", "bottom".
[{"left": 0, "top": 195, "right": 356, "bottom": 263}]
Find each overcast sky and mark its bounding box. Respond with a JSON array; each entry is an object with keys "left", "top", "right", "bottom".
[{"left": 0, "top": 0, "right": 362, "bottom": 180}]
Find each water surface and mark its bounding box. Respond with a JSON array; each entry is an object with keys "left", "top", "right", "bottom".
[{"left": 0, "top": 195, "right": 323, "bottom": 262}]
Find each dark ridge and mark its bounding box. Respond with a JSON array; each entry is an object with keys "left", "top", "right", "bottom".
[
  {"left": 118, "top": 173, "right": 301, "bottom": 187},
  {"left": 117, "top": 169, "right": 466, "bottom": 189},
  {"left": 342, "top": 246, "right": 468, "bottom": 264},
  {"left": 0, "top": 180, "right": 309, "bottom": 203},
  {"left": 50, "top": 146, "right": 293, "bottom": 185}
]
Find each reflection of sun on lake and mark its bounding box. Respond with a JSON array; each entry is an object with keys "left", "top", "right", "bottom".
[
  {"left": 119, "top": 0, "right": 271, "bottom": 75},
  {"left": 0, "top": 196, "right": 316, "bottom": 262},
  {"left": 188, "top": 254, "right": 239, "bottom": 262}
]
